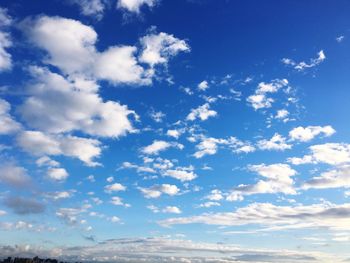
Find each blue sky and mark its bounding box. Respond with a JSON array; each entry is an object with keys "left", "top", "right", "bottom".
[{"left": 1, "top": 0, "right": 350, "bottom": 262}]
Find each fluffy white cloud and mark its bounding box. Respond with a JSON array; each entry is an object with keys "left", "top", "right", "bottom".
[
  {"left": 105, "top": 183, "right": 127, "bottom": 193},
  {"left": 94, "top": 45, "right": 151, "bottom": 85},
  {"left": 0, "top": 164, "right": 32, "bottom": 189},
  {"left": 47, "top": 168, "right": 69, "bottom": 181},
  {"left": 289, "top": 125, "right": 335, "bottom": 142},
  {"left": 0, "top": 99, "right": 21, "bottom": 134},
  {"left": 139, "top": 184, "right": 179, "bottom": 198},
  {"left": 70, "top": 0, "right": 106, "bottom": 19},
  {"left": 282, "top": 50, "right": 326, "bottom": 71},
  {"left": 19, "top": 66, "right": 136, "bottom": 138},
  {"left": 227, "top": 163, "right": 297, "bottom": 201},
  {"left": 162, "top": 206, "right": 181, "bottom": 214},
  {"left": 0, "top": 8, "right": 12, "bottom": 71},
  {"left": 257, "top": 133, "right": 292, "bottom": 151},
  {"left": 117, "top": 0, "right": 158, "bottom": 13},
  {"left": 302, "top": 165, "right": 350, "bottom": 190},
  {"left": 198, "top": 201, "right": 220, "bottom": 208},
  {"left": 193, "top": 136, "right": 255, "bottom": 158},
  {"left": 166, "top": 129, "right": 181, "bottom": 139},
  {"left": 141, "top": 140, "right": 183, "bottom": 155},
  {"left": 163, "top": 166, "right": 197, "bottom": 182},
  {"left": 17, "top": 131, "right": 102, "bottom": 166},
  {"left": 110, "top": 196, "right": 130, "bottom": 207},
  {"left": 205, "top": 189, "right": 223, "bottom": 201},
  {"left": 197, "top": 80, "right": 209, "bottom": 91},
  {"left": 24, "top": 16, "right": 189, "bottom": 85},
  {"left": 247, "top": 79, "right": 289, "bottom": 110},
  {"left": 139, "top": 31, "right": 189, "bottom": 67},
  {"left": 186, "top": 103, "right": 217, "bottom": 121},
  {"left": 288, "top": 143, "right": 350, "bottom": 167}
]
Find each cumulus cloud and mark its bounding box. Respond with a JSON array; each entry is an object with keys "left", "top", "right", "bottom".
[
  {"left": 17, "top": 130, "right": 102, "bottom": 166},
  {"left": 288, "top": 143, "right": 350, "bottom": 166},
  {"left": 139, "top": 31, "right": 189, "bottom": 67},
  {"left": 105, "top": 183, "right": 127, "bottom": 193},
  {"left": 197, "top": 80, "right": 209, "bottom": 91},
  {"left": 193, "top": 136, "right": 255, "bottom": 158},
  {"left": 117, "top": 0, "right": 158, "bottom": 13},
  {"left": 289, "top": 125, "right": 335, "bottom": 142},
  {"left": 0, "top": 164, "right": 32, "bottom": 189},
  {"left": 138, "top": 184, "right": 179, "bottom": 198},
  {"left": 0, "top": 7, "right": 12, "bottom": 71},
  {"left": 162, "top": 206, "right": 181, "bottom": 214},
  {"left": 282, "top": 50, "right": 326, "bottom": 71},
  {"left": 69, "top": 0, "right": 106, "bottom": 19},
  {"left": 227, "top": 163, "right": 297, "bottom": 201},
  {"left": 257, "top": 133, "right": 292, "bottom": 151},
  {"left": 141, "top": 140, "right": 184, "bottom": 155},
  {"left": 110, "top": 196, "right": 130, "bottom": 207},
  {"left": 19, "top": 66, "right": 136, "bottom": 138},
  {"left": 0, "top": 99, "right": 21, "bottom": 134},
  {"left": 47, "top": 168, "right": 69, "bottom": 181},
  {"left": 163, "top": 166, "right": 197, "bottom": 182},
  {"left": 302, "top": 165, "right": 350, "bottom": 190},
  {"left": 247, "top": 79, "right": 289, "bottom": 110},
  {"left": 186, "top": 103, "right": 217, "bottom": 121},
  {"left": 3, "top": 196, "right": 45, "bottom": 215},
  {"left": 23, "top": 16, "right": 189, "bottom": 85},
  {"left": 205, "top": 189, "right": 223, "bottom": 201}
]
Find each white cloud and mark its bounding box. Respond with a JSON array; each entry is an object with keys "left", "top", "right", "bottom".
[
  {"left": 139, "top": 31, "right": 189, "bottom": 67},
  {"left": 19, "top": 66, "right": 136, "bottom": 138},
  {"left": 141, "top": 140, "right": 183, "bottom": 155},
  {"left": 166, "top": 129, "right": 181, "bottom": 139},
  {"left": 257, "top": 133, "right": 292, "bottom": 151},
  {"left": 0, "top": 8, "right": 12, "bottom": 71},
  {"left": 205, "top": 189, "right": 223, "bottom": 201},
  {"left": 197, "top": 80, "right": 209, "bottom": 91},
  {"left": 275, "top": 109, "right": 289, "bottom": 119},
  {"left": 302, "top": 165, "right": 350, "bottom": 190},
  {"left": 227, "top": 163, "right": 297, "bottom": 201},
  {"left": 198, "top": 201, "right": 220, "bottom": 208},
  {"left": 94, "top": 45, "right": 151, "bottom": 85},
  {"left": 47, "top": 168, "right": 69, "bottom": 181},
  {"left": 117, "top": 0, "right": 158, "bottom": 13},
  {"left": 17, "top": 131, "right": 102, "bottom": 166},
  {"left": 288, "top": 143, "right": 350, "bottom": 166},
  {"left": 36, "top": 156, "right": 60, "bottom": 167},
  {"left": 106, "top": 176, "right": 114, "bottom": 183},
  {"left": 0, "top": 210, "right": 6, "bottom": 216},
  {"left": 186, "top": 103, "right": 217, "bottom": 121},
  {"left": 163, "top": 166, "right": 197, "bottom": 182},
  {"left": 159, "top": 201, "right": 350, "bottom": 233},
  {"left": 193, "top": 136, "right": 255, "bottom": 158},
  {"left": 247, "top": 79, "right": 289, "bottom": 110},
  {"left": 289, "top": 125, "right": 335, "bottom": 142},
  {"left": 0, "top": 99, "right": 21, "bottom": 134},
  {"left": 336, "top": 36, "right": 345, "bottom": 43},
  {"left": 105, "top": 183, "right": 127, "bottom": 193},
  {"left": 162, "top": 206, "right": 181, "bottom": 214},
  {"left": 24, "top": 16, "right": 189, "bottom": 85},
  {"left": 45, "top": 191, "right": 73, "bottom": 200},
  {"left": 139, "top": 184, "right": 179, "bottom": 198},
  {"left": 149, "top": 110, "right": 165, "bottom": 122},
  {"left": 70, "top": 0, "right": 106, "bottom": 19},
  {"left": 110, "top": 196, "right": 130, "bottom": 207},
  {"left": 0, "top": 164, "right": 32, "bottom": 189},
  {"left": 282, "top": 50, "right": 326, "bottom": 71}
]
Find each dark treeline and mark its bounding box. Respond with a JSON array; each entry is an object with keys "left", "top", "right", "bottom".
[{"left": 0, "top": 257, "right": 81, "bottom": 263}]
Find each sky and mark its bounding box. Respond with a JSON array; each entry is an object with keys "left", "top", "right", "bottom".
[{"left": 1, "top": 0, "right": 350, "bottom": 262}]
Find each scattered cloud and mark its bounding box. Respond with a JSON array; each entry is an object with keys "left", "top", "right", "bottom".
[{"left": 282, "top": 50, "right": 326, "bottom": 71}]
